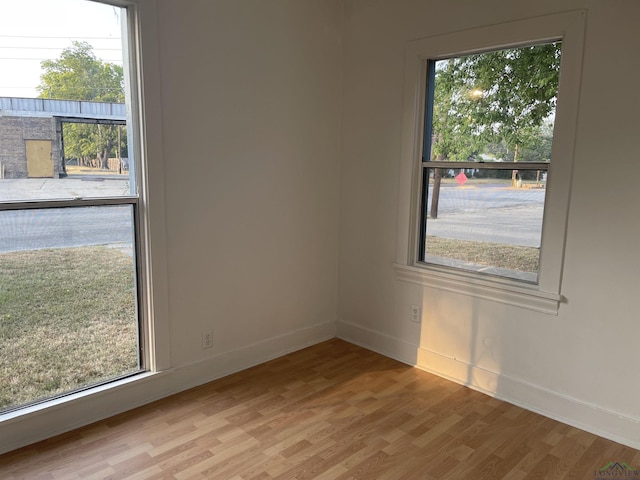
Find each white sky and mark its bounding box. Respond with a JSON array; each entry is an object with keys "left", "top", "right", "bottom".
[{"left": 0, "top": 0, "right": 123, "bottom": 98}]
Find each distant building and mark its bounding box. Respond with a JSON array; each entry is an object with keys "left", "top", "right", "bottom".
[{"left": 0, "top": 97, "right": 125, "bottom": 179}]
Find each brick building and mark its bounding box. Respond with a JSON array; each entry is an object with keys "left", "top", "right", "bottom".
[
  {"left": 0, "top": 97, "right": 125, "bottom": 179},
  {"left": 0, "top": 115, "right": 62, "bottom": 179}
]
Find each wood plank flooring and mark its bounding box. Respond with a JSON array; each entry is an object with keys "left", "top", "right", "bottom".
[{"left": 1, "top": 339, "right": 638, "bottom": 479}]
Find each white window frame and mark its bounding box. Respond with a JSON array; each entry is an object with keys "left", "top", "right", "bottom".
[
  {"left": 0, "top": 0, "right": 170, "bottom": 422},
  {"left": 99, "top": 0, "right": 171, "bottom": 373},
  {"left": 394, "top": 11, "right": 586, "bottom": 315},
  {"left": 120, "top": 0, "right": 171, "bottom": 373}
]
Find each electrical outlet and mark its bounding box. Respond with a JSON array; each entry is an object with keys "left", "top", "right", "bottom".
[
  {"left": 202, "top": 329, "right": 213, "bottom": 349},
  {"left": 410, "top": 305, "right": 421, "bottom": 323}
]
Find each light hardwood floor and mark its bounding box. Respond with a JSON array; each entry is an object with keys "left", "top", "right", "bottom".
[{"left": 1, "top": 339, "right": 638, "bottom": 479}]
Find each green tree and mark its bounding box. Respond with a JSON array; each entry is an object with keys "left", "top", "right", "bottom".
[
  {"left": 517, "top": 121, "right": 554, "bottom": 163},
  {"left": 38, "top": 41, "right": 125, "bottom": 170},
  {"left": 428, "top": 42, "right": 561, "bottom": 217}
]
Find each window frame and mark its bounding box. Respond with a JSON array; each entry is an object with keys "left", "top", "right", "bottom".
[
  {"left": 395, "top": 11, "right": 586, "bottom": 314},
  {"left": 0, "top": 0, "right": 170, "bottom": 417},
  {"left": 111, "top": 0, "right": 170, "bottom": 373}
]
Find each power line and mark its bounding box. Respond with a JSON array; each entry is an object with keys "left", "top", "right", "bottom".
[
  {"left": 0, "top": 46, "right": 122, "bottom": 51},
  {"left": 0, "top": 57, "right": 122, "bottom": 62},
  {"left": 0, "top": 34, "right": 121, "bottom": 40},
  {"left": 41, "top": 87, "right": 124, "bottom": 91}
]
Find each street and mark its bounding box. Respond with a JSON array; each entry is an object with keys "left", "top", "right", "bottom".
[
  {"left": 0, "top": 205, "right": 133, "bottom": 254},
  {"left": 0, "top": 178, "right": 133, "bottom": 254},
  {"left": 425, "top": 184, "right": 545, "bottom": 247}
]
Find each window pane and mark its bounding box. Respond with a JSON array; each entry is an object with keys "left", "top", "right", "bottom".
[
  {"left": 0, "top": 0, "right": 143, "bottom": 413},
  {"left": 0, "top": 0, "right": 135, "bottom": 201},
  {"left": 421, "top": 42, "right": 560, "bottom": 282},
  {"left": 0, "top": 205, "right": 140, "bottom": 413},
  {"left": 423, "top": 168, "right": 545, "bottom": 282}
]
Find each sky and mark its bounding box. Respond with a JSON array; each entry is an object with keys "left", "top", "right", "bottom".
[{"left": 0, "top": 0, "right": 124, "bottom": 98}]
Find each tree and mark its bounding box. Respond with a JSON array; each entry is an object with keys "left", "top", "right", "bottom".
[
  {"left": 428, "top": 42, "right": 561, "bottom": 217},
  {"left": 38, "top": 41, "right": 125, "bottom": 169}
]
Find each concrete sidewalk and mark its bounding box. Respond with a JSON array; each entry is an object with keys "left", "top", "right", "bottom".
[{"left": 0, "top": 177, "right": 131, "bottom": 201}]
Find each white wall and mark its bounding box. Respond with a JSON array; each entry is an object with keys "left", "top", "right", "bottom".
[
  {"left": 337, "top": 0, "right": 640, "bottom": 448},
  {"left": 155, "top": 0, "right": 342, "bottom": 367}
]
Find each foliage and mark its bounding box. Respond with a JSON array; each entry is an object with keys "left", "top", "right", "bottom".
[
  {"left": 37, "top": 41, "right": 126, "bottom": 169},
  {"left": 483, "top": 121, "right": 554, "bottom": 162},
  {"left": 62, "top": 122, "right": 127, "bottom": 169},
  {"left": 38, "top": 41, "right": 123, "bottom": 102},
  {"left": 430, "top": 42, "right": 561, "bottom": 161}
]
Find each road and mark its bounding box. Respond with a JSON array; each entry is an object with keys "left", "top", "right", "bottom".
[
  {"left": 0, "top": 206, "right": 133, "bottom": 254},
  {"left": 427, "top": 183, "right": 545, "bottom": 214},
  {"left": 425, "top": 184, "right": 545, "bottom": 247}
]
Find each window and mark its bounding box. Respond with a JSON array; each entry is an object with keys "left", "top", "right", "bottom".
[
  {"left": 0, "top": 0, "right": 148, "bottom": 413},
  {"left": 395, "top": 12, "right": 585, "bottom": 314},
  {"left": 419, "top": 43, "right": 560, "bottom": 284}
]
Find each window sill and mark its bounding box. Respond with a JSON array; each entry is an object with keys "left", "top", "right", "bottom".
[
  {"left": 0, "top": 371, "right": 159, "bottom": 423},
  {"left": 394, "top": 263, "right": 563, "bottom": 315}
]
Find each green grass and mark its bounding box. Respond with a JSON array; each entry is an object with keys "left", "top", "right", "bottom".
[
  {"left": 427, "top": 236, "right": 539, "bottom": 273},
  {"left": 0, "top": 246, "right": 138, "bottom": 411}
]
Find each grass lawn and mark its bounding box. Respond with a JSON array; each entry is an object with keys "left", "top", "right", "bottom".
[
  {"left": 427, "top": 236, "right": 539, "bottom": 273},
  {"left": 0, "top": 246, "right": 138, "bottom": 412}
]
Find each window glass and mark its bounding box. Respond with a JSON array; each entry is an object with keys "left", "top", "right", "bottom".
[
  {"left": 0, "top": 0, "right": 143, "bottom": 413},
  {"left": 0, "top": 0, "right": 135, "bottom": 201},
  {"left": 420, "top": 43, "right": 561, "bottom": 283},
  {"left": 0, "top": 205, "right": 139, "bottom": 412}
]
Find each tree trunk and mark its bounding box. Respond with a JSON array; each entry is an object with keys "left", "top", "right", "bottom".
[
  {"left": 96, "top": 124, "right": 114, "bottom": 170},
  {"left": 117, "top": 126, "right": 122, "bottom": 174},
  {"left": 100, "top": 140, "right": 113, "bottom": 170},
  {"left": 429, "top": 155, "right": 444, "bottom": 219},
  {"left": 97, "top": 150, "right": 106, "bottom": 169},
  {"left": 511, "top": 143, "right": 519, "bottom": 187}
]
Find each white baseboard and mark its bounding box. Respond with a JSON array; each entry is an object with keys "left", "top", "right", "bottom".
[
  {"left": 0, "top": 321, "right": 336, "bottom": 455},
  {"left": 336, "top": 320, "right": 640, "bottom": 450}
]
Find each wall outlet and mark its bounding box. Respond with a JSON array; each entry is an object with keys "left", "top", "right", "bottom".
[
  {"left": 410, "top": 305, "right": 421, "bottom": 323},
  {"left": 202, "top": 329, "right": 213, "bottom": 349}
]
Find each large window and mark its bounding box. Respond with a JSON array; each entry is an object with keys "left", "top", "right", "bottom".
[
  {"left": 0, "top": 0, "right": 145, "bottom": 413},
  {"left": 395, "top": 12, "right": 585, "bottom": 314}
]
